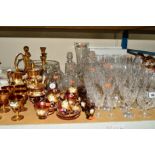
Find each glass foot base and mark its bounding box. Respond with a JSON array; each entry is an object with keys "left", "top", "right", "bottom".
[
  {"left": 107, "top": 112, "right": 115, "bottom": 119},
  {"left": 11, "top": 115, "right": 24, "bottom": 121},
  {"left": 0, "top": 107, "right": 10, "bottom": 113},
  {"left": 123, "top": 111, "right": 134, "bottom": 119},
  {"left": 103, "top": 106, "right": 111, "bottom": 111},
  {"left": 139, "top": 111, "right": 151, "bottom": 118},
  {"left": 37, "top": 116, "right": 47, "bottom": 119},
  {"left": 95, "top": 112, "right": 101, "bottom": 118}
]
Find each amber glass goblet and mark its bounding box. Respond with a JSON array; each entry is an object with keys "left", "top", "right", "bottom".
[
  {"left": 9, "top": 95, "right": 24, "bottom": 121},
  {"left": 14, "top": 85, "right": 27, "bottom": 91},
  {"left": 0, "top": 90, "right": 10, "bottom": 113},
  {"left": 14, "top": 90, "right": 28, "bottom": 112},
  {"left": 1, "top": 85, "right": 14, "bottom": 94}
]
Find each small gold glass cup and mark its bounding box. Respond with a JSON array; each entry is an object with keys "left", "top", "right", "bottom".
[
  {"left": 0, "top": 90, "right": 10, "bottom": 113},
  {"left": 9, "top": 95, "right": 24, "bottom": 121},
  {"left": 34, "top": 101, "right": 51, "bottom": 119}
]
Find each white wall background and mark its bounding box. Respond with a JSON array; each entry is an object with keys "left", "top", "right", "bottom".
[{"left": 0, "top": 36, "right": 155, "bottom": 72}]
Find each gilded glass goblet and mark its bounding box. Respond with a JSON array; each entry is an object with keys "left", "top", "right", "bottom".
[
  {"left": 9, "top": 95, "right": 24, "bottom": 121},
  {"left": 0, "top": 90, "right": 10, "bottom": 113},
  {"left": 1, "top": 85, "right": 14, "bottom": 94},
  {"left": 14, "top": 85, "right": 27, "bottom": 91},
  {"left": 14, "top": 90, "right": 28, "bottom": 112}
]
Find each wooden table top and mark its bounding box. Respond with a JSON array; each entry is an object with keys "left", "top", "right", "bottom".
[{"left": 0, "top": 102, "right": 155, "bottom": 126}]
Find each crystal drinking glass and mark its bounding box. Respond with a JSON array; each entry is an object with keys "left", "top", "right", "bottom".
[{"left": 137, "top": 90, "right": 153, "bottom": 118}]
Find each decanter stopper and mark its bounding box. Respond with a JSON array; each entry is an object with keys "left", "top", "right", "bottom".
[{"left": 67, "top": 52, "right": 73, "bottom": 63}]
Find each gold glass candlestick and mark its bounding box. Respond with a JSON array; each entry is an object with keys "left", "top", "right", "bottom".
[
  {"left": 40, "top": 47, "right": 47, "bottom": 71},
  {"left": 40, "top": 47, "right": 49, "bottom": 86}
]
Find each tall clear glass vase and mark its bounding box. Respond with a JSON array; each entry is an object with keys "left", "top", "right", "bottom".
[{"left": 74, "top": 42, "right": 89, "bottom": 85}]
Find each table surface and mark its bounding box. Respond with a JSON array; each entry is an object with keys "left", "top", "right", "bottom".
[{"left": 0, "top": 102, "right": 155, "bottom": 127}]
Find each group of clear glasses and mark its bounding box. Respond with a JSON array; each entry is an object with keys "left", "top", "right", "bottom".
[{"left": 82, "top": 50, "right": 155, "bottom": 119}]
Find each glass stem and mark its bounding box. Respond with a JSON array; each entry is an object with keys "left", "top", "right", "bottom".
[
  {"left": 17, "top": 111, "right": 19, "bottom": 118},
  {"left": 143, "top": 107, "right": 147, "bottom": 117},
  {"left": 3, "top": 104, "right": 5, "bottom": 112},
  {"left": 96, "top": 106, "right": 100, "bottom": 118},
  {"left": 109, "top": 109, "right": 113, "bottom": 117}
]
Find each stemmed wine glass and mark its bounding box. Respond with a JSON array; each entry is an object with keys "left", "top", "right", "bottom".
[
  {"left": 9, "top": 95, "right": 24, "bottom": 121},
  {"left": 0, "top": 90, "right": 10, "bottom": 113},
  {"left": 15, "top": 90, "right": 28, "bottom": 111},
  {"left": 118, "top": 58, "right": 136, "bottom": 119},
  {"left": 137, "top": 90, "right": 153, "bottom": 118},
  {"left": 83, "top": 53, "right": 105, "bottom": 118},
  {"left": 136, "top": 68, "right": 154, "bottom": 118},
  {"left": 93, "top": 84, "right": 104, "bottom": 118}
]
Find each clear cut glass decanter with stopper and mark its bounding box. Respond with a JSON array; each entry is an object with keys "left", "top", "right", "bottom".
[{"left": 63, "top": 52, "right": 78, "bottom": 89}]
